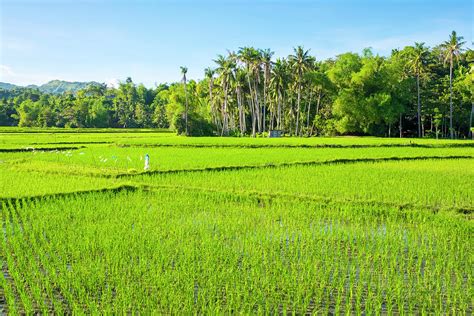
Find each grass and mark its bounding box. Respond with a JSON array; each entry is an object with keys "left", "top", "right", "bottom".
[
  {"left": 0, "top": 129, "right": 472, "bottom": 313},
  {"left": 1, "top": 190, "right": 472, "bottom": 314},
  {"left": 0, "top": 167, "right": 120, "bottom": 199},
  {"left": 1, "top": 127, "right": 473, "bottom": 148},
  {"left": 133, "top": 158, "right": 474, "bottom": 211},
  {"left": 1, "top": 145, "right": 473, "bottom": 177}
]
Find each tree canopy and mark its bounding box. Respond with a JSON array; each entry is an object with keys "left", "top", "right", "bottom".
[{"left": 1, "top": 31, "right": 472, "bottom": 138}]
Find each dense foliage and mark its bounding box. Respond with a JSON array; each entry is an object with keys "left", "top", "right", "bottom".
[{"left": 1, "top": 32, "right": 472, "bottom": 138}]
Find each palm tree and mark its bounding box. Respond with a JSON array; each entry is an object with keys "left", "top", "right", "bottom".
[
  {"left": 214, "top": 54, "right": 235, "bottom": 135},
  {"left": 261, "top": 48, "right": 274, "bottom": 132},
  {"left": 233, "top": 67, "right": 247, "bottom": 134},
  {"left": 238, "top": 47, "right": 261, "bottom": 136},
  {"left": 405, "top": 42, "right": 429, "bottom": 138},
  {"left": 204, "top": 67, "right": 218, "bottom": 132},
  {"left": 441, "top": 31, "right": 465, "bottom": 139},
  {"left": 180, "top": 66, "right": 189, "bottom": 135},
  {"left": 289, "top": 46, "right": 314, "bottom": 135},
  {"left": 270, "top": 58, "right": 289, "bottom": 131},
  {"left": 270, "top": 59, "right": 290, "bottom": 130}
]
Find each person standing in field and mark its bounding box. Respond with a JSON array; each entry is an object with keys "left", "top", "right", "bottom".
[{"left": 144, "top": 154, "right": 150, "bottom": 170}]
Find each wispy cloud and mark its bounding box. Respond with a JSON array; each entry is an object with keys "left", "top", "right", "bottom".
[
  {"left": 0, "top": 64, "right": 56, "bottom": 85},
  {"left": 0, "top": 65, "right": 15, "bottom": 76}
]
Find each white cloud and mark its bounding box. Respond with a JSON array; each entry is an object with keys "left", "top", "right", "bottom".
[
  {"left": 0, "top": 64, "right": 56, "bottom": 85},
  {"left": 0, "top": 65, "right": 15, "bottom": 76}
]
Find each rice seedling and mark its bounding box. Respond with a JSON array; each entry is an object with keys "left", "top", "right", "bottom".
[
  {"left": 0, "top": 130, "right": 472, "bottom": 313},
  {"left": 0, "top": 190, "right": 471, "bottom": 313}
]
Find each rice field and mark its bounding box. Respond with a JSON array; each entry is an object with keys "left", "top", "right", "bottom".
[{"left": 0, "top": 129, "right": 473, "bottom": 314}]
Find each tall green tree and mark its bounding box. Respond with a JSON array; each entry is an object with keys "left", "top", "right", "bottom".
[
  {"left": 180, "top": 66, "right": 189, "bottom": 135},
  {"left": 289, "top": 46, "right": 314, "bottom": 135},
  {"left": 404, "top": 42, "right": 429, "bottom": 137},
  {"left": 270, "top": 58, "right": 289, "bottom": 130},
  {"left": 204, "top": 67, "right": 219, "bottom": 132},
  {"left": 261, "top": 48, "right": 274, "bottom": 132},
  {"left": 441, "top": 31, "right": 465, "bottom": 138},
  {"left": 238, "top": 47, "right": 261, "bottom": 136},
  {"left": 115, "top": 77, "right": 138, "bottom": 127},
  {"left": 214, "top": 54, "right": 235, "bottom": 135}
]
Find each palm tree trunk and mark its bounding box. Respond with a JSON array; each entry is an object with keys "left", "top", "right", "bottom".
[
  {"left": 221, "top": 83, "right": 228, "bottom": 136},
  {"left": 250, "top": 95, "right": 256, "bottom": 137},
  {"left": 270, "top": 111, "right": 275, "bottom": 130},
  {"left": 417, "top": 73, "right": 421, "bottom": 138},
  {"left": 263, "top": 80, "right": 266, "bottom": 132},
  {"left": 295, "top": 82, "right": 301, "bottom": 136},
  {"left": 209, "top": 80, "right": 220, "bottom": 135},
  {"left": 469, "top": 101, "right": 473, "bottom": 139},
  {"left": 242, "top": 93, "right": 247, "bottom": 133},
  {"left": 236, "top": 87, "right": 245, "bottom": 135},
  {"left": 306, "top": 89, "right": 312, "bottom": 135},
  {"left": 449, "top": 59, "right": 454, "bottom": 139},
  {"left": 399, "top": 113, "right": 403, "bottom": 138},
  {"left": 277, "top": 89, "right": 282, "bottom": 130},
  {"left": 281, "top": 93, "right": 285, "bottom": 132},
  {"left": 184, "top": 82, "right": 189, "bottom": 136},
  {"left": 253, "top": 79, "right": 261, "bottom": 133},
  {"left": 247, "top": 75, "right": 256, "bottom": 137},
  {"left": 316, "top": 89, "right": 322, "bottom": 115},
  {"left": 443, "top": 117, "right": 446, "bottom": 138}
]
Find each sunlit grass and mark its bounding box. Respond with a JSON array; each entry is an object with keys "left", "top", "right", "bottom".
[
  {"left": 1, "top": 190, "right": 472, "bottom": 313},
  {"left": 0, "top": 130, "right": 472, "bottom": 314}
]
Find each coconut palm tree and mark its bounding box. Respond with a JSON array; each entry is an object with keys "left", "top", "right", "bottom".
[
  {"left": 441, "top": 31, "right": 466, "bottom": 138},
  {"left": 180, "top": 66, "right": 189, "bottom": 135},
  {"left": 251, "top": 49, "right": 263, "bottom": 133},
  {"left": 261, "top": 48, "right": 274, "bottom": 132},
  {"left": 238, "top": 47, "right": 261, "bottom": 136},
  {"left": 214, "top": 54, "right": 235, "bottom": 135},
  {"left": 204, "top": 67, "right": 218, "bottom": 132},
  {"left": 289, "top": 46, "right": 314, "bottom": 135},
  {"left": 233, "top": 67, "right": 247, "bottom": 134},
  {"left": 270, "top": 58, "right": 289, "bottom": 131},
  {"left": 405, "top": 42, "right": 429, "bottom": 137}
]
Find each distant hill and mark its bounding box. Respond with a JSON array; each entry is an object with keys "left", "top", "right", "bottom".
[
  {"left": 0, "top": 82, "right": 21, "bottom": 90},
  {"left": 0, "top": 80, "right": 102, "bottom": 94}
]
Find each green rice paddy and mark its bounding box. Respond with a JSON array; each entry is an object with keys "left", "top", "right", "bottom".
[{"left": 0, "top": 128, "right": 472, "bottom": 314}]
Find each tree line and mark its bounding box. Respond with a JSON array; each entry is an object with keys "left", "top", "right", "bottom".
[{"left": 1, "top": 31, "right": 472, "bottom": 138}]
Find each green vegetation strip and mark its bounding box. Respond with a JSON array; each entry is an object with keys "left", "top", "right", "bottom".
[
  {"left": 119, "top": 142, "right": 474, "bottom": 149},
  {"left": 0, "top": 127, "right": 172, "bottom": 134},
  {"left": 142, "top": 184, "right": 473, "bottom": 216},
  {"left": 1, "top": 190, "right": 471, "bottom": 314},
  {"left": 0, "top": 185, "right": 138, "bottom": 205},
  {"left": 1, "top": 178, "right": 471, "bottom": 216},
  {"left": 134, "top": 158, "right": 473, "bottom": 214},
  {"left": 30, "top": 142, "right": 112, "bottom": 145},
  {"left": 0, "top": 146, "right": 84, "bottom": 153},
  {"left": 117, "top": 155, "right": 474, "bottom": 178}
]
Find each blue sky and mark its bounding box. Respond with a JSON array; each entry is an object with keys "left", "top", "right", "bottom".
[{"left": 0, "top": 0, "right": 472, "bottom": 87}]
